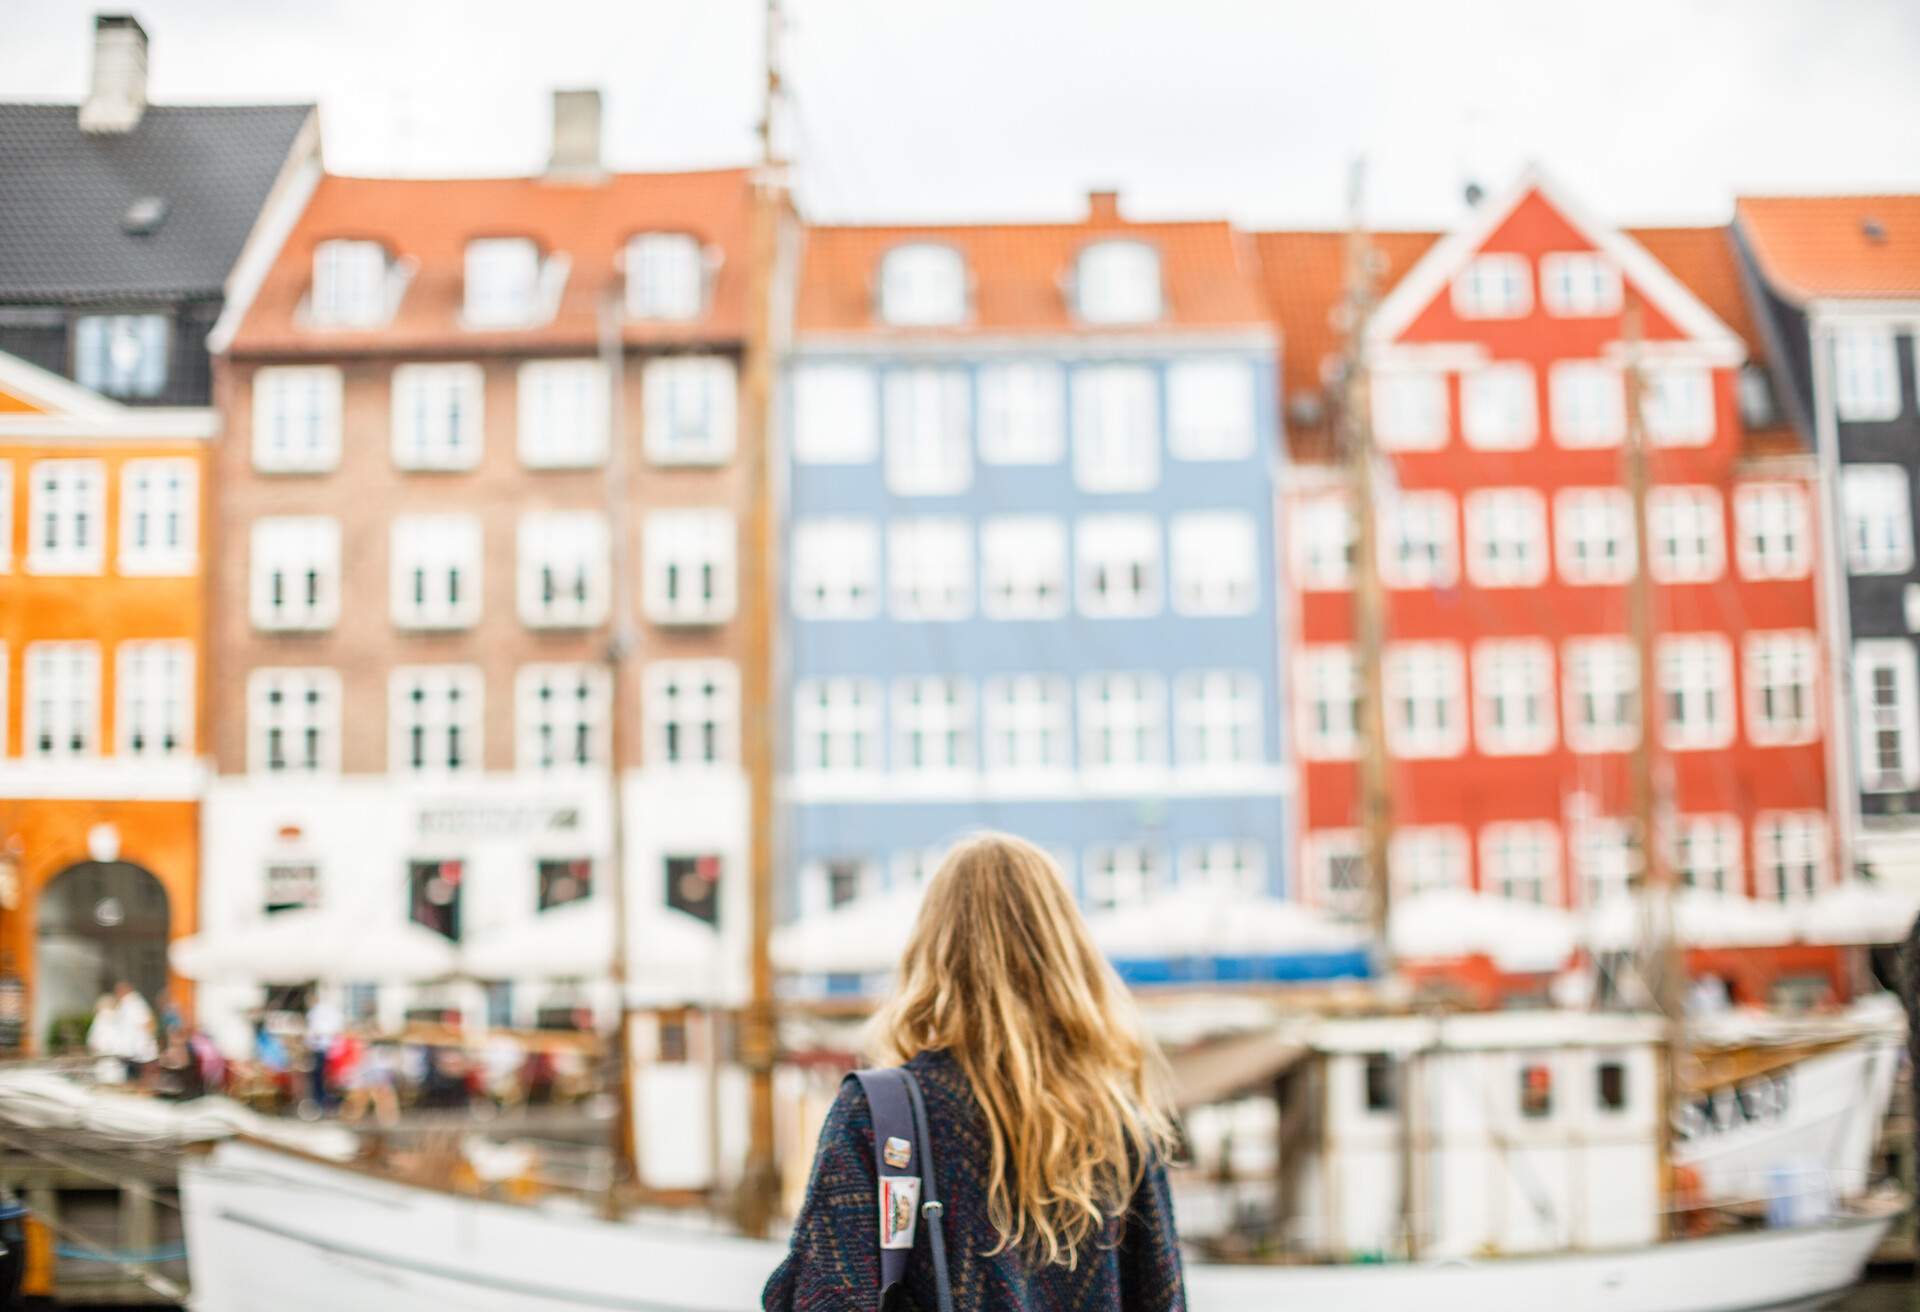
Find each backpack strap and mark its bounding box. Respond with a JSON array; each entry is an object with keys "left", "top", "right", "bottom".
[{"left": 849, "top": 1067, "right": 953, "bottom": 1312}]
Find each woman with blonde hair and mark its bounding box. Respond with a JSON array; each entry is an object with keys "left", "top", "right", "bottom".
[{"left": 764, "top": 833, "right": 1185, "bottom": 1310}]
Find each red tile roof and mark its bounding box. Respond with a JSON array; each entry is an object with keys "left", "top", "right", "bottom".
[
  {"left": 1735, "top": 194, "right": 1920, "bottom": 302},
  {"left": 227, "top": 168, "right": 755, "bottom": 357}
]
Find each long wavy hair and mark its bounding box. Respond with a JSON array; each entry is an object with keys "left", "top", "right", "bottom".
[{"left": 868, "top": 832, "right": 1179, "bottom": 1268}]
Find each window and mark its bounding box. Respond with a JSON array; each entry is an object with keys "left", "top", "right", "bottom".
[
  {"left": 1855, "top": 640, "right": 1920, "bottom": 793},
  {"left": 1390, "top": 826, "right": 1469, "bottom": 897},
  {"left": 1175, "top": 671, "right": 1263, "bottom": 768},
  {"left": 626, "top": 232, "right": 704, "bottom": 321},
  {"left": 390, "top": 666, "right": 483, "bottom": 775},
  {"left": 118, "top": 458, "right": 195, "bottom": 574},
  {"left": 391, "top": 515, "right": 482, "bottom": 630},
  {"left": 891, "top": 848, "right": 946, "bottom": 891},
  {"left": 807, "top": 858, "right": 878, "bottom": 915},
  {"left": 0, "top": 463, "right": 10, "bottom": 571},
  {"left": 645, "top": 661, "right": 738, "bottom": 768},
  {"left": 1076, "top": 515, "right": 1161, "bottom": 618},
  {"left": 1075, "top": 241, "right": 1160, "bottom": 324},
  {"left": 1745, "top": 631, "right": 1818, "bottom": 746},
  {"left": 1539, "top": 252, "right": 1620, "bottom": 317},
  {"left": 517, "top": 511, "right": 609, "bottom": 628},
  {"left": 1671, "top": 814, "right": 1742, "bottom": 894},
  {"left": 643, "top": 509, "right": 736, "bottom": 624},
  {"left": 664, "top": 854, "right": 721, "bottom": 925},
  {"left": 1384, "top": 642, "right": 1466, "bottom": 758},
  {"left": 1452, "top": 254, "right": 1530, "bottom": 318},
  {"left": 794, "top": 678, "right": 882, "bottom": 775},
  {"left": 24, "top": 642, "right": 98, "bottom": 759},
  {"left": 1371, "top": 367, "right": 1448, "bottom": 450},
  {"left": 518, "top": 359, "right": 608, "bottom": 468},
  {"left": 1842, "top": 466, "right": 1912, "bottom": 574},
  {"left": 1596, "top": 1060, "right": 1628, "bottom": 1113},
  {"left": 1555, "top": 487, "right": 1634, "bottom": 585},
  {"left": 265, "top": 861, "right": 322, "bottom": 914},
  {"left": 1658, "top": 635, "right": 1735, "bottom": 751},
  {"left": 249, "top": 516, "right": 339, "bottom": 631},
  {"left": 1296, "top": 646, "right": 1359, "bottom": 760},
  {"left": 1306, "top": 831, "right": 1369, "bottom": 922},
  {"left": 73, "top": 313, "right": 167, "bottom": 398},
  {"left": 1519, "top": 1062, "right": 1554, "bottom": 1120},
  {"left": 644, "top": 356, "right": 737, "bottom": 464},
  {"left": 539, "top": 857, "right": 595, "bottom": 912},
  {"left": 1473, "top": 640, "right": 1555, "bottom": 756},
  {"left": 883, "top": 367, "right": 971, "bottom": 494},
  {"left": 1481, "top": 822, "right": 1559, "bottom": 904},
  {"left": 1754, "top": 812, "right": 1826, "bottom": 904},
  {"left": 792, "top": 519, "right": 880, "bottom": 619},
  {"left": 981, "top": 516, "right": 1067, "bottom": 619},
  {"left": 879, "top": 244, "right": 967, "bottom": 325},
  {"left": 27, "top": 459, "right": 104, "bottom": 574},
  {"left": 1179, "top": 841, "right": 1266, "bottom": 898},
  {"left": 1461, "top": 362, "right": 1538, "bottom": 450},
  {"left": 1082, "top": 844, "right": 1161, "bottom": 911},
  {"left": 1564, "top": 637, "right": 1639, "bottom": 753},
  {"left": 978, "top": 361, "right": 1064, "bottom": 464},
  {"left": 792, "top": 364, "right": 878, "bottom": 464},
  {"left": 892, "top": 677, "right": 973, "bottom": 774},
  {"left": 1549, "top": 361, "right": 1624, "bottom": 447},
  {"left": 983, "top": 675, "right": 1072, "bottom": 773},
  {"left": 1648, "top": 486, "right": 1724, "bottom": 584},
  {"left": 247, "top": 668, "right": 339, "bottom": 774},
  {"left": 515, "top": 664, "right": 609, "bottom": 771},
  {"left": 392, "top": 363, "right": 485, "bottom": 470},
  {"left": 408, "top": 859, "right": 464, "bottom": 942},
  {"left": 116, "top": 640, "right": 191, "bottom": 760},
  {"left": 1364, "top": 1054, "right": 1399, "bottom": 1113},
  {"left": 1734, "top": 483, "right": 1811, "bottom": 580},
  {"left": 1464, "top": 489, "right": 1547, "bottom": 588},
  {"left": 1170, "top": 512, "right": 1258, "bottom": 615},
  {"left": 1167, "top": 358, "right": 1255, "bottom": 460},
  {"left": 253, "top": 366, "right": 343, "bottom": 471},
  {"left": 1574, "top": 819, "right": 1638, "bottom": 904},
  {"left": 1072, "top": 365, "right": 1158, "bottom": 492},
  {"left": 464, "top": 237, "right": 542, "bottom": 327},
  {"left": 1080, "top": 672, "right": 1166, "bottom": 773},
  {"left": 1292, "top": 495, "right": 1355, "bottom": 590},
  {"left": 310, "top": 239, "right": 388, "bottom": 326},
  {"left": 1380, "top": 491, "right": 1458, "bottom": 589},
  {"left": 888, "top": 518, "right": 973, "bottom": 620},
  {"left": 1643, "top": 365, "right": 1714, "bottom": 447},
  {"left": 1834, "top": 325, "right": 1900, "bottom": 422}
]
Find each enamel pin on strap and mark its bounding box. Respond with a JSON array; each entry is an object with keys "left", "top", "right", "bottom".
[
  {"left": 879, "top": 1174, "right": 922, "bottom": 1249},
  {"left": 883, "top": 1135, "right": 912, "bottom": 1169}
]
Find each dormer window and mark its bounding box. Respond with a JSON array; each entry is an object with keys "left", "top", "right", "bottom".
[
  {"left": 1075, "top": 241, "right": 1160, "bottom": 324},
  {"left": 465, "top": 237, "right": 542, "bottom": 328},
  {"left": 311, "top": 239, "right": 390, "bottom": 327},
  {"left": 627, "top": 232, "right": 705, "bottom": 321},
  {"left": 878, "top": 244, "right": 967, "bottom": 326}
]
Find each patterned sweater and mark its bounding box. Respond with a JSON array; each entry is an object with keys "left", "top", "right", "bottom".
[{"left": 763, "top": 1050, "right": 1186, "bottom": 1311}]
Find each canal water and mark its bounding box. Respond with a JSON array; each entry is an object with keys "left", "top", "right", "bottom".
[{"left": 1844, "top": 1274, "right": 1918, "bottom": 1309}]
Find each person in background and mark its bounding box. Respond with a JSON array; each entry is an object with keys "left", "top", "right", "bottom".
[
  {"left": 85, "top": 994, "right": 123, "bottom": 1081},
  {"left": 112, "top": 981, "right": 158, "bottom": 1082},
  {"left": 303, "top": 993, "right": 344, "bottom": 1114}
]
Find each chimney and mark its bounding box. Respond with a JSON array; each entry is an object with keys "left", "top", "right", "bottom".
[
  {"left": 1087, "top": 189, "right": 1121, "bottom": 223},
  {"left": 547, "top": 88, "right": 603, "bottom": 180},
  {"left": 79, "top": 14, "right": 148, "bottom": 135}
]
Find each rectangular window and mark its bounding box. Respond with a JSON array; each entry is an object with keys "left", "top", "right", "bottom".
[
  {"left": 1564, "top": 637, "right": 1640, "bottom": 753},
  {"left": 1841, "top": 465, "right": 1913, "bottom": 575},
  {"left": 980, "top": 516, "right": 1067, "bottom": 619},
  {"left": 538, "top": 857, "right": 595, "bottom": 912},
  {"left": 1574, "top": 819, "right": 1638, "bottom": 905},
  {"left": 1643, "top": 365, "right": 1714, "bottom": 447},
  {"left": 792, "top": 364, "right": 878, "bottom": 464},
  {"left": 253, "top": 366, "right": 343, "bottom": 472},
  {"left": 1481, "top": 821, "right": 1560, "bottom": 904},
  {"left": 1307, "top": 830, "right": 1368, "bottom": 923},
  {"left": 806, "top": 858, "right": 877, "bottom": 916},
  {"left": 644, "top": 356, "right": 737, "bottom": 464},
  {"left": 663, "top": 853, "right": 721, "bottom": 925},
  {"left": 1519, "top": 1061, "right": 1554, "bottom": 1120},
  {"left": 1462, "top": 362, "right": 1538, "bottom": 450},
  {"left": 265, "top": 860, "right": 322, "bottom": 914},
  {"left": 1390, "top": 825, "right": 1469, "bottom": 897},
  {"left": 1648, "top": 486, "right": 1725, "bottom": 584},
  {"left": 1855, "top": 640, "right": 1920, "bottom": 793},
  {"left": 1464, "top": 488, "right": 1548, "bottom": 587},
  {"left": 1167, "top": 358, "right": 1255, "bottom": 460},
  {"left": 408, "top": 859, "right": 463, "bottom": 943},
  {"left": 27, "top": 459, "right": 104, "bottom": 574},
  {"left": 1745, "top": 631, "right": 1819, "bottom": 746},
  {"left": 1175, "top": 670, "right": 1263, "bottom": 768},
  {"left": 884, "top": 367, "right": 971, "bottom": 494},
  {"left": 118, "top": 458, "right": 196, "bottom": 574},
  {"left": 25, "top": 642, "right": 98, "bottom": 759},
  {"left": 627, "top": 232, "right": 704, "bottom": 321},
  {"left": 1539, "top": 252, "right": 1621, "bottom": 317},
  {"left": 391, "top": 363, "right": 485, "bottom": 470},
  {"left": 1077, "top": 514, "right": 1161, "bottom": 618},
  {"left": 464, "top": 237, "right": 541, "bottom": 327},
  {"left": 1834, "top": 325, "right": 1900, "bottom": 422},
  {"left": 390, "top": 667, "right": 482, "bottom": 775},
  {"left": 73, "top": 313, "right": 167, "bottom": 398},
  {"left": 1082, "top": 843, "right": 1162, "bottom": 912},
  {"left": 1072, "top": 365, "right": 1159, "bottom": 492},
  {"left": 1672, "top": 813, "right": 1742, "bottom": 894},
  {"left": 794, "top": 678, "right": 882, "bottom": 776},
  {"left": 1734, "top": 483, "right": 1811, "bottom": 581},
  {"left": 1296, "top": 646, "right": 1359, "bottom": 760},
  {"left": 1380, "top": 491, "right": 1458, "bottom": 589},
  {"left": 116, "top": 640, "right": 191, "bottom": 760},
  {"left": 983, "top": 675, "right": 1071, "bottom": 774},
  {"left": 1080, "top": 672, "right": 1166, "bottom": 773},
  {"left": 1292, "top": 495, "right": 1356, "bottom": 590},
  {"left": 310, "top": 238, "right": 388, "bottom": 327},
  {"left": 1659, "top": 635, "right": 1735, "bottom": 751},
  {"left": 1549, "top": 361, "right": 1625, "bottom": 447},
  {"left": 1384, "top": 642, "right": 1466, "bottom": 758},
  {"left": 1364, "top": 1054, "right": 1399, "bottom": 1113},
  {"left": 888, "top": 518, "right": 973, "bottom": 620},
  {"left": 978, "top": 361, "right": 1065, "bottom": 464},
  {"left": 247, "top": 668, "right": 339, "bottom": 774},
  {"left": 643, "top": 509, "right": 736, "bottom": 625},
  {"left": 1452, "top": 254, "right": 1531, "bottom": 318},
  {"left": 391, "top": 514, "right": 483, "bottom": 630},
  {"left": 1555, "top": 487, "right": 1635, "bottom": 585},
  {"left": 1596, "top": 1060, "right": 1628, "bottom": 1113},
  {"left": 249, "top": 516, "right": 340, "bottom": 631},
  {"left": 892, "top": 677, "right": 973, "bottom": 774},
  {"left": 1170, "top": 511, "right": 1259, "bottom": 615},
  {"left": 1179, "top": 841, "right": 1266, "bottom": 898},
  {"left": 1371, "top": 367, "right": 1448, "bottom": 451},
  {"left": 645, "top": 661, "right": 738, "bottom": 769},
  {"left": 515, "top": 664, "right": 609, "bottom": 772},
  {"left": 517, "top": 359, "right": 608, "bottom": 468},
  {"left": 792, "top": 518, "right": 880, "bottom": 619},
  {"left": 1473, "top": 639, "right": 1556, "bottom": 756},
  {"left": 517, "top": 511, "right": 610, "bottom": 629},
  {"left": 1754, "top": 812, "right": 1826, "bottom": 904}
]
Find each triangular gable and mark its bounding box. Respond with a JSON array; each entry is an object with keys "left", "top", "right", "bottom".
[
  {"left": 1366, "top": 164, "right": 1745, "bottom": 362},
  {"left": 0, "top": 350, "right": 123, "bottom": 419}
]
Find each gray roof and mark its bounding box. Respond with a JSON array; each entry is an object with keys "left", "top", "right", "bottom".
[{"left": 0, "top": 102, "right": 313, "bottom": 303}]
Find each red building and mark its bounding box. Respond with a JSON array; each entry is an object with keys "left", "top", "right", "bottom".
[{"left": 1258, "top": 171, "right": 1845, "bottom": 1007}]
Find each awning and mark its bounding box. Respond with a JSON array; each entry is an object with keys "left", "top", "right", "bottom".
[
  {"left": 1390, "top": 890, "right": 1579, "bottom": 972},
  {"left": 1582, "top": 888, "right": 1797, "bottom": 952},
  {"left": 170, "top": 912, "right": 458, "bottom": 984},
  {"left": 772, "top": 887, "right": 926, "bottom": 976},
  {"left": 462, "top": 902, "right": 613, "bottom": 979},
  {"left": 1165, "top": 1030, "right": 1308, "bottom": 1110},
  {"left": 1090, "top": 894, "right": 1366, "bottom": 964}
]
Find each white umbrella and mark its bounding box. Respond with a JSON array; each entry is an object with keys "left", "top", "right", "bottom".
[
  {"left": 772, "top": 886, "right": 927, "bottom": 976},
  {"left": 1390, "top": 890, "right": 1579, "bottom": 973},
  {"left": 170, "top": 911, "right": 458, "bottom": 984},
  {"left": 1582, "top": 888, "right": 1797, "bottom": 952},
  {"left": 1090, "top": 893, "right": 1365, "bottom": 962},
  {"left": 463, "top": 903, "right": 613, "bottom": 979},
  {"left": 1802, "top": 880, "right": 1920, "bottom": 945}
]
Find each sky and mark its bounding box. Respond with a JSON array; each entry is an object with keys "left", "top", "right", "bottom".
[{"left": 5, "top": 0, "right": 1920, "bottom": 231}]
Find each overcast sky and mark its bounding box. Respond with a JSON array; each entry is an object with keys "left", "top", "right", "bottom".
[{"left": 7, "top": 0, "right": 1920, "bottom": 230}]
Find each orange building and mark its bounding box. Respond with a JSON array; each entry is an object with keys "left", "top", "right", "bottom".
[{"left": 0, "top": 352, "right": 212, "bottom": 1053}]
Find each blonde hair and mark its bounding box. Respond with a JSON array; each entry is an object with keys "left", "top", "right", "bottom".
[{"left": 869, "top": 832, "right": 1178, "bottom": 1268}]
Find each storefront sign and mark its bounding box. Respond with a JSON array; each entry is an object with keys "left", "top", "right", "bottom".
[{"left": 416, "top": 802, "right": 584, "bottom": 839}]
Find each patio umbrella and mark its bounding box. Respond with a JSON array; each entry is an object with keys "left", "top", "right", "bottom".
[{"left": 170, "top": 911, "right": 458, "bottom": 984}]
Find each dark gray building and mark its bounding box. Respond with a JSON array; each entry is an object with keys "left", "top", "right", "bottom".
[{"left": 0, "top": 14, "right": 316, "bottom": 406}]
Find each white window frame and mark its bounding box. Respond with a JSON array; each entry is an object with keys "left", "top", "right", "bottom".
[
  {"left": 626, "top": 232, "right": 705, "bottom": 322},
  {"left": 1464, "top": 488, "right": 1548, "bottom": 588},
  {"left": 891, "top": 676, "right": 974, "bottom": 775},
  {"left": 1075, "top": 241, "right": 1161, "bottom": 324},
  {"left": 246, "top": 667, "right": 341, "bottom": 775},
  {"left": 1473, "top": 639, "right": 1556, "bottom": 756},
  {"left": 515, "top": 663, "right": 611, "bottom": 772},
  {"left": 1854, "top": 639, "right": 1920, "bottom": 793},
  {"left": 1451, "top": 253, "right": 1531, "bottom": 319},
  {"left": 249, "top": 516, "right": 340, "bottom": 632},
  {"left": 25, "top": 642, "right": 99, "bottom": 760},
  {"left": 1744, "top": 630, "right": 1819, "bottom": 747},
  {"left": 888, "top": 518, "right": 974, "bottom": 621},
  {"left": 1671, "top": 814, "right": 1742, "bottom": 895},
  {"left": 517, "top": 359, "right": 608, "bottom": 469},
  {"left": 1573, "top": 818, "right": 1638, "bottom": 906},
  {"left": 1082, "top": 843, "right": 1162, "bottom": 911},
  {"left": 1549, "top": 361, "right": 1625, "bottom": 448},
  {"left": 1733, "top": 482, "right": 1811, "bottom": 581},
  {"left": 252, "top": 366, "right": 343, "bottom": 472},
  {"left": 118, "top": 457, "right": 196, "bottom": 575},
  {"left": 388, "top": 665, "right": 484, "bottom": 776},
  {"left": 1170, "top": 511, "right": 1259, "bottom": 616},
  {"left": 978, "top": 361, "right": 1065, "bottom": 464},
  {"left": 73, "top": 313, "right": 168, "bottom": 399},
  {"left": 791, "top": 364, "right": 878, "bottom": 465},
  {"left": 1071, "top": 364, "right": 1159, "bottom": 493},
  {"left": 643, "top": 509, "right": 737, "bottom": 625},
  {"left": 1643, "top": 365, "right": 1715, "bottom": 447},
  {"left": 26, "top": 459, "right": 104, "bottom": 575},
  {"left": 1079, "top": 672, "right": 1166, "bottom": 775},
  {"left": 391, "top": 362, "right": 485, "bottom": 471},
  {"left": 1370, "top": 367, "right": 1449, "bottom": 451},
  {"left": 1167, "top": 358, "right": 1256, "bottom": 461},
  {"left": 980, "top": 516, "right": 1067, "bottom": 620},
  {"left": 1461, "top": 362, "right": 1538, "bottom": 450},
  {"left": 1179, "top": 841, "right": 1267, "bottom": 899},
  {"left": 1481, "top": 821, "right": 1561, "bottom": 905},
  {"left": 310, "top": 239, "right": 389, "bottom": 327},
  {"left": 883, "top": 366, "right": 971, "bottom": 495},
  {"left": 390, "top": 514, "right": 483, "bottom": 631},
  {"left": 1380, "top": 491, "right": 1458, "bottom": 590},
  {"left": 644, "top": 660, "right": 739, "bottom": 770},
  {"left": 982, "top": 674, "right": 1072, "bottom": 775},
  {"left": 644, "top": 356, "right": 737, "bottom": 465},
  {"left": 1296, "top": 645, "right": 1359, "bottom": 761},
  {"left": 1563, "top": 636, "right": 1639, "bottom": 754},
  {"left": 1658, "top": 634, "right": 1735, "bottom": 752},
  {"left": 464, "top": 237, "right": 543, "bottom": 328},
  {"left": 115, "top": 640, "right": 192, "bottom": 761},
  {"left": 1292, "top": 495, "right": 1355, "bottom": 591},
  {"left": 517, "top": 511, "right": 610, "bottom": 629},
  {"left": 1539, "top": 252, "right": 1621, "bottom": 317},
  {"left": 1305, "top": 829, "right": 1368, "bottom": 923},
  {"left": 1834, "top": 325, "right": 1901, "bottom": 422},
  {"left": 1754, "top": 812, "right": 1826, "bottom": 905},
  {"left": 1175, "top": 670, "right": 1263, "bottom": 769},
  {"left": 1841, "top": 465, "right": 1913, "bottom": 575},
  {"left": 791, "top": 518, "right": 881, "bottom": 620},
  {"left": 794, "top": 678, "right": 883, "bottom": 777},
  {"left": 1383, "top": 641, "right": 1467, "bottom": 759},
  {"left": 1554, "top": 487, "right": 1635, "bottom": 585},
  {"left": 1647, "top": 486, "right": 1725, "bottom": 584},
  {"left": 1076, "top": 514, "right": 1161, "bottom": 619},
  {"left": 1390, "top": 825, "right": 1470, "bottom": 898},
  {"left": 878, "top": 243, "right": 968, "bottom": 326}
]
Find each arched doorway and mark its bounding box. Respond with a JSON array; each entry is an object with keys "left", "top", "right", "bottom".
[{"left": 33, "top": 861, "right": 170, "bottom": 1052}]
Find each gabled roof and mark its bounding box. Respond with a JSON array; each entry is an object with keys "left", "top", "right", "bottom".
[
  {"left": 1734, "top": 194, "right": 1920, "bottom": 302},
  {"left": 0, "top": 348, "right": 215, "bottom": 439},
  {"left": 0, "top": 102, "right": 315, "bottom": 302}
]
